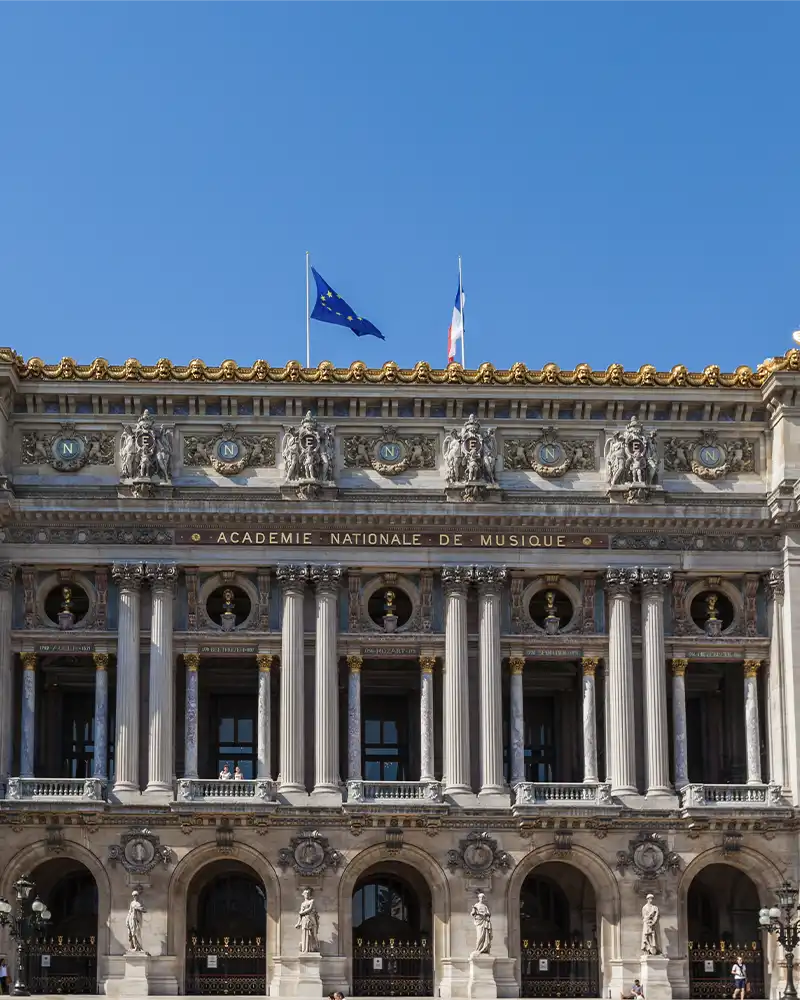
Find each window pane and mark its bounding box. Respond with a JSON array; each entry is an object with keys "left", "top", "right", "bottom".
[
  {"left": 383, "top": 721, "right": 398, "bottom": 743},
  {"left": 364, "top": 760, "right": 380, "bottom": 780},
  {"left": 219, "top": 717, "right": 234, "bottom": 743},
  {"left": 384, "top": 761, "right": 399, "bottom": 781},
  {"left": 238, "top": 761, "right": 254, "bottom": 779},
  {"left": 238, "top": 718, "right": 253, "bottom": 743},
  {"left": 364, "top": 720, "right": 381, "bottom": 744}
]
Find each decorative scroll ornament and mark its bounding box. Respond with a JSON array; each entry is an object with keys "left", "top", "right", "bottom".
[
  {"left": 183, "top": 423, "right": 276, "bottom": 476},
  {"left": 446, "top": 831, "right": 511, "bottom": 878},
  {"left": 108, "top": 828, "right": 173, "bottom": 875},
  {"left": 277, "top": 830, "right": 343, "bottom": 876},
  {"left": 281, "top": 412, "right": 335, "bottom": 498},
  {"left": 605, "top": 417, "right": 659, "bottom": 501},
  {"left": 504, "top": 428, "right": 595, "bottom": 477},
  {"left": 21, "top": 422, "right": 115, "bottom": 472},
  {"left": 343, "top": 426, "right": 436, "bottom": 476},
  {"left": 615, "top": 832, "right": 680, "bottom": 880},
  {"left": 119, "top": 410, "right": 173, "bottom": 490},
  {"left": 443, "top": 415, "right": 498, "bottom": 501},
  {"left": 663, "top": 430, "right": 755, "bottom": 480}
]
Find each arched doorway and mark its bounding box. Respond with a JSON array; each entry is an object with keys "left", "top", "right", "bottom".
[
  {"left": 26, "top": 859, "right": 98, "bottom": 995},
  {"left": 352, "top": 863, "right": 433, "bottom": 997},
  {"left": 185, "top": 860, "right": 266, "bottom": 996},
  {"left": 688, "top": 864, "right": 764, "bottom": 998},
  {"left": 519, "top": 862, "right": 599, "bottom": 998}
]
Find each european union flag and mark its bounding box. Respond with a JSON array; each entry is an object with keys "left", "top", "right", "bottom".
[{"left": 310, "top": 267, "right": 384, "bottom": 340}]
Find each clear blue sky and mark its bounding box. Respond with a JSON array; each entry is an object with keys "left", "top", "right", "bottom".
[{"left": 1, "top": 3, "right": 798, "bottom": 373}]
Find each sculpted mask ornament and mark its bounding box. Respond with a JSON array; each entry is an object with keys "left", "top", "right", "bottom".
[
  {"left": 504, "top": 428, "right": 595, "bottom": 477},
  {"left": 281, "top": 412, "right": 335, "bottom": 496},
  {"left": 343, "top": 427, "right": 436, "bottom": 476},
  {"left": 442, "top": 414, "right": 498, "bottom": 500},
  {"left": 446, "top": 830, "right": 511, "bottom": 878},
  {"left": 605, "top": 416, "right": 659, "bottom": 500},
  {"left": 183, "top": 423, "right": 276, "bottom": 476},
  {"left": 118, "top": 410, "right": 174, "bottom": 488},
  {"left": 108, "top": 828, "right": 173, "bottom": 875},
  {"left": 22, "top": 422, "right": 115, "bottom": 472},
  {"left": 616, "top": 832, "right": 680, "bottom": 880},
  {"left": 277, "top": 830, "right": 342, "bottom": 876},
  {"left": 663, "top": 430, "right": 755, "bottom": 481}
]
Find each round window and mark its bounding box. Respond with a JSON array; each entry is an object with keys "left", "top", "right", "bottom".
[
  {"left": 367, "top": 587, "right": 413, "bottom": 629},
  {"left": 207, "top": 586, "right": 252, "bottom": 628},
  {"left": 529, "top": 588, "right": 573, "bottom": 632},
  {"left": 44, "top": 585, "right": 90, "bottom": 626},
  {"left": 690, "top": 590, "right": 734, "bottom": 632}
]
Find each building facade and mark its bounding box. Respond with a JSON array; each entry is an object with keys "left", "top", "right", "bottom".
[{"left": 0, "top": 348, "right": 798, "bottom": 998}]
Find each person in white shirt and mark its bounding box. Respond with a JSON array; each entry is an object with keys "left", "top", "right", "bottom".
[
  {"left": 0, "top": 957, "right": 9, "bottom": 995},
  {"left": 219, "top": 764, "right": 232, "bottom": 780},
  {"left": 732, "top": 957, "right": 747, "bottom": 999},
  {"left": 234, "top": 766, "right": 243, "bottom": 781}
]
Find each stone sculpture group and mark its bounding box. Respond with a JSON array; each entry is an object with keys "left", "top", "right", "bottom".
[{"left": 119, "top": 411, "right": 173, "bottom": 485}]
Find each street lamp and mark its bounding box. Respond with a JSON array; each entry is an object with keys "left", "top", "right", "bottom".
[
  {"left": 0, "top": 875, "right": 51, "bottom": 996},
  {"left": 760, "top": 881, "right": 800, "bottom": 1000}
]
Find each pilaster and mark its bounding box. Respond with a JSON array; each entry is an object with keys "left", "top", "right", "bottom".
[
  {"left": 256, "top": 654, "right": 274, "bottom": 780},
  {"left": 743, "top": 659, "right": 763, "bottom": 785},
  {"left": 93, "top": 653, "right": 110, "bottom": 781},
  {"left": 640, "top": 569, "right": 674, "bottom": 801},
  {"left": 19, "top": 651, "right": 37, "bottom": 778},
  {"left": 581, "top": 656, "right": 599, "bottom": 783},
  {"left": 475, "top": 566, "right": 507, "bottom": 802},
  {"left": 347, "top": 655, "right": 363, "bottom": 782},
  {"left": 184, "top": 654, "right": 200, "bottom": 779},
  {"left": 670, "top": 659, "right": 689, "bottom": 790}
]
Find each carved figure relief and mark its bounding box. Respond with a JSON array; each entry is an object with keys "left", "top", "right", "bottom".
[
  {"left": 277, "top": 830, "right": 342, "bottom": 876},
  {"left": 504, "top": 428, "right": 595, "bottom": 477},
  {"left": 108, "top": 828, "right": 173, "bottom": 875},
  {"left": 21, "top": 422, "right": 115, "bottom": 472},
  {"left": 663, "top": 431, "right": 755, "bottom": 480},
  {"left": 282, "top": 412, "right": 335, "bottom": 497},
  {"left": 183, "top": 423, "right": 276, "bottom": 475},
  {"left": 616, "top": 832, "right": 680, "bottom": 880},
  {"left": 443, "top": 414, "right": 498, "bottom": 500},
  {"left": 446, "top": 831, "right": 511, "bottom": 878},
  {"left": 343, "top": 426, "right": 436, "bottom": 475},
  {"left": 605, "top": 417, "right": 659, "bottom": 499},
  {"left": 118, "top": 410, "right": 174, "bottom": 487}
]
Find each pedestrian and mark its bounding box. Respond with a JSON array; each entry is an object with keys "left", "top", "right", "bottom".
[
  {"left": 732, "top": 956, "right": 747, "bottom": 999},
  {"left": 0, "top": 956, "right": 9, "bottom": 994},
  {"left": 620, "top": 979, "right": 644, "bottom": 999}
]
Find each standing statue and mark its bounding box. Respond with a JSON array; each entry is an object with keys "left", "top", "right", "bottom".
[
  {"left": 442, "top": 414, "right": 498, "bottom": 487},
  {"left": 118, "top": 410, "right": 174, "bottom": 484},
  {"left": 640, "top": 893, "right": 661, "bottom": 956},
  {"left": 604, "top": 416, "right": 659, "bottom": 491},
  {"left": 125, "top": 890, "right": 146, "bottom": 953},
  {"left": 296, "top": 888, "right": 320, "bottom": 953},
  {"left": 470, "top": 892, "right": 493, "bottom": 956},
  {"left": 282, "top": 413, "right": 335, "bottom": 486}
]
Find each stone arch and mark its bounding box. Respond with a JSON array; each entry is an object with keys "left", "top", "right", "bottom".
[
  {"left": 337, "top": 844, "right": 450, "bottom": 993},
  {"left": 168, "top": 842, "right": 281, "bottom": 992},
  {"left": 506, "top": 845, "right": 620, "bottom": 994}
]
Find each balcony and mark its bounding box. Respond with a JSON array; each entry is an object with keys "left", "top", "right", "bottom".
[
  {"left": 5, "top": 777, "right": 108, "bottom": 802},
  {"left": 345, "top": 779, "right": 445, "bottom": 808},
  {"left": 680, "top": 782, "right": 790, "bottom": 814},
  {"left": 513, "top": 781, "right": 617, "bottom": 815},
  {"left": 176, "top": 777, "right": 277, "bottom": 805}
]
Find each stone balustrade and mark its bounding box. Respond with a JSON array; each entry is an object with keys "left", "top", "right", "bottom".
[
  {"left": 176, "top": 778, "right": 277, "bottom": 803},
  {"left": 680, "top": 782, "right": 786, "bottom": 809},
  {"left": 5, "top": 776, "right": 107, "bottom": 801},
  {"left": 346, "top": 779, "right": 444, "bottom": 805},
  {"left": 514, "top": 781, "right": 613, "bottom": 806}
]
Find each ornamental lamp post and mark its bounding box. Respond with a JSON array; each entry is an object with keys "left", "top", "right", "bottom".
[
  {"left": 760, "top": 880, "right": 800, "bottom": 1000},
  {"left": 0, "top": 875, "right": 51, "bottom": 996}
]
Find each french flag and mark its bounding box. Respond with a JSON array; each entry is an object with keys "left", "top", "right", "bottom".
[{"left": 447, "top": 284, "right": 465, "bottom": 364}]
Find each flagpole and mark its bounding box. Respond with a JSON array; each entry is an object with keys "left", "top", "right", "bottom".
[
  {"left": 306, "top": 252, "right": 311, "bottom": 368},
  {"left": 458, "top": 255, "right": 466, "bottom": 367}
]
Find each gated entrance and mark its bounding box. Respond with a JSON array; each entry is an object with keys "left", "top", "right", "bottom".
[
  {"left": 185, "top": 933, "right": 266, "bottom": 996},
  {"left": 353, "top": 937, "right": 433, "bottom": 997},
  {"left": 688, "top": 942, "right": 764, "bottom": 999},
  {"left": 520, "top": 941, "right": 600, "bottom": 998},
  {"left": 28, "top": 935, "right": 97, "bottom": 995}
]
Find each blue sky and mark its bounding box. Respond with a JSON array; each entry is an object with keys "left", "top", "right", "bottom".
[{"left": 1, "top": 3, "right": 798, "bottom": 373}]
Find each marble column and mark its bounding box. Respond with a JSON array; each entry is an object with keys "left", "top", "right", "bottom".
[
  {"left": 256, "top": 654, "right": 274, "bottom": 780},
  {"left": 347, "top": 655, "right": 363, "bottom": 781},
  {"left": 92, "top": 653, "right": 109, "bottom": 780},
  {"left": 640, "top": 569, "right": 672, "bottom": 796},
  {"left": 145, "top": 564, "right": 178, "bottom": 794},
  {"left": 112, "top": 562, "right": 144, "bottom": 794},
  {"left": 605, "top": 567, "right": 639, "bottom": 795},
  {"left": 277, "top": 565, "right": 307, "bottom": 793},
  {"left": 744, "top": 659, "right": 763, "bottom": 785},
  {"left": 509, "top": 656, "right": 526, "bottom": 787},
  {"left": 671, "top": 659, "right": 689, "bottom": 790},
  {"left": 581, "top": 657, "right": 599, "bottom": 783},
  {"left": 419, "top": 656, "right": 436, "bottom": 782},
  {"left": 0, "top": 564, "right": 13, "bottom": 781},
  {"left": 442, "top": 566, "right": 472, "bottom": 795},
  {"left": 184, "top": 654, "right": 200, "bottom": 779},
  {"left": 765, "top": 570, "right": 788, "bottom": 789},
  {"left": 475, "top": 567, "right": 506, "bottom": 797},
  {"left": 311, "top": 566, "right": 342, "bottom": 796},
  {"left": 19, "top": 652, "right": 37, "bottom": 778}
]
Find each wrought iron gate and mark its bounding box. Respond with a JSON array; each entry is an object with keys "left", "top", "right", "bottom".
[
  {"left": 27, "top": 935, "right": 98, "bottom": 995},
  {"left": 353, "top": 937, "right": 433, "bottom": 997},
  {"left": 520, "top": 940, "right": 600, "bottom": 998},
  {"left": 185, "top": 934, "right": 266, "bottom": 995},
  {"left": 689, "top": 942, "right": 764, "bottom": 999}
]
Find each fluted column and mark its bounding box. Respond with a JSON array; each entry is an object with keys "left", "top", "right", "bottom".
[
  {"left": 509, "top": 656, "right": 526, "bottom": 786},
  {"left": 640, "top": 569, "right": 672, "bottom": 796},
  {"left": 744, "top": 659, "right": 763, "bottom": 785},
  {"left": 19, "top": 652, "right": 37, "bottom": 778},
  {"left": 311, "top": 566, "right": 342, "bottom": 796},
  {"left": 277, "top": 565, "right": 307, "bottom": 793},
  {"left": 605, "top": 567, "right": 639, "bottom": 795},
  {"left": 184, "top": 654, "right": 200, "bottom": 779},
  {"left": 256, "top": 655, "right": 274, "bottom": 780},
  {"left": 419, "top": 656, "right": 436, "bottom": 782},
  {"left": 475, "top": 567, "right": 506, "bottom": 796},
  {"left": 581, "top": 657, "right": 599, "bottom": 783},
  {"left": 765, "top": 571, "right": 787, "bottom": 789},
  {"left": 145, "top": 563, "right": 178, "bottom": 794},
  {"left": 92, "top": 653, "right": 109, "bottom": 780},
  {"left": 0, "top": 564, "right": 13, "bottom": 781},
  {"left": 347, "top": 655, "right": 363, "bottom": 781},
  {"left": 671, "top": 659, "right": 689, "bottom": 790},
  {"left": 112, "top": 562, "right": 144, "bottom": 794},
  {"left": 442, "top": 566, "right": 472, "bottom": 795}
]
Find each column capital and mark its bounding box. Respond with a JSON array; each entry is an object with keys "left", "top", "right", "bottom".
[
  {"left": 277, "top": 564, "right": 308, "bottom": 593},
  {"left": 184, "top": 653, "right": 200, "bottom": 672},
  {"left": 256, "top": 653, "right": 275, "bottom": 673},
  {"left": 20, "top": 651, "right": 37, "bottom": 671},
  {"left": 670, "top": 658, "right": 688, "bottom": 676},
  {"left": 605, "top": 567, "right": 639, "bottom": 596},
  {"left": 474, "top": 566, "right": 507, "bottom": 596},
  {"left": 145, "top": 563, "right": 179, "bottom": 593},
  {"left": 442, "top": 566, "right": 472, "bottom": 596},
  {"left": 347, "top": 654, "right": 363, "bottom": 674},
  {"left": 581, "top": 656, "right": 599, "bottom": 676},
  {"left": 310, "top": 565, "right": 343, "bottom": 595},
  {"left": 112, "top": 562, "right": 146, "bottom": 591},
  {"left": 93, "top": 652, "right": 109, "bottom": 672},
  {"left": 744, "top": 659, "right": 762, "bottom": 677},
  {"left": 764, "top": 569, "right": 784, "bottom": 599},
  {"left": 419, "top": 655, "right": 436, "bottom": 674},
  {"left": 509, "top": 656, "right": 525, "bottom": 675},
  {"left": 0, "top": 563, "right": 13, "bottom": 590},
  {"left": 639, "top": 568, "right": 672, "bottom": 596}
]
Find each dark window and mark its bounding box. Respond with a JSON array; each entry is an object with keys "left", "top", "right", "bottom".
[
  {"left": 506, "top": 696, "right": 557, "bottom": 783},
  {"left": 333, "top": 401, "right": 349, "bottom": 417},
  {"left": 366, "top": 404, "right": 381, "bottom": 418},
  {"left": 353, "top": 876, "right": 422, "bottom": 937},
  {"left": 398, "top": 401, "right": 414, "bottom": 418},
  {"left": 237, "top": 401, "right": 253, "bottom": 416},
  {"left": 363, "top": 697, "right": 409, "bottom": 781},
  {"left": 429, "top": 403, "right": 446, "bottom": 419},
  {"left": 213, "top": 696, "right": 256, "bottom": 778},
  {"left": 109, "top": 401, "right": 125, "bottom": 414},
  {"left": 268, "top": 400, "right": 286, "bottom": 416},
  {"left": 173, "top": 403, "right": 190, "bottom": 415},
  {"left": 206, "top": 401, "right": 222, "bottom": 416},
  {"left": 526, "top": 407, "right": 543, "bottom": 419},
  {"left": 61, "top": 692, "right": 114, "bottom": 779}
]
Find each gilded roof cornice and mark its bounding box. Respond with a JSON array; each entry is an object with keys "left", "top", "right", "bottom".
[{"left": 1, "top": 347, "right": 798, "bottom": 389}]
